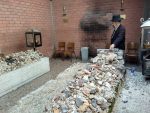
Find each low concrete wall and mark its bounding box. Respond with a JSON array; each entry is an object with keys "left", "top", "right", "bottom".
[
  {"left": 0, "top": 57, "right": 50, "bottom": 97},
  {"left": 7, "top": 63, "right": 85, "bottom": 113}
]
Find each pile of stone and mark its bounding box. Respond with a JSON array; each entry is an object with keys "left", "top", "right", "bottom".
[
  {"left": 51, "top": 50, "right": 125, "bottom": 113},
  {"left": 0, "top": 50, "right": 43, "bottom": 75}
]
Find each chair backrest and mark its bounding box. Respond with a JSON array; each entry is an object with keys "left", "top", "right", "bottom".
[
  {"left": 127, "top": 42, "right": 138, "bottom": 50},
  {"left": 58, "top": 42, "right": 65, "bottom": 50},
  {"left": 67, "top": 42, "right": 75, "bottom": 51},
  {"left": 127, "top": 42, "right": 138, "bottom": 54}
]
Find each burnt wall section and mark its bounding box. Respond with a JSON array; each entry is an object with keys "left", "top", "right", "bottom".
[
  {"left": 80, "top": 10, "right": 111, "bottom": 33},
  {"left": 0, "top": 0, "right": 144, "bottom": 57},
  {"left": 80, "top": 9, "right": 112, "bottom": 56},
  {"left": 50, "top": 0, "right": 144, "bottom": 57}
]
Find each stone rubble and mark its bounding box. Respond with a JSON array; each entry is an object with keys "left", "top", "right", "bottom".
[
  {"left": 8, "top": 62, "right": 86, "bottom": 113},
  {"left": 50, "top": 49, "right": 125, "bottom": 113},
  {"left": 0, "top": 50, "right": 43, "bottom": 75},
  {"left": 6, "top": 49, "right": 125, "bottom": 113},
  {"left": 112, "top": 69, "right": 150, "bottom": 113}
]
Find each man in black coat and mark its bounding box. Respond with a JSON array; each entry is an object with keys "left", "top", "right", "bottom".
[{"left": 110, "top": 15, "right": 126, "bottom": 50}]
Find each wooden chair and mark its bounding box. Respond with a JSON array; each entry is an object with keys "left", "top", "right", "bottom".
[
  {"left": 64, "top": 42, "right": 77, "bottom": 60},
  {"left": 53, "top": 42, "right": 65, "bottom": 58},
  {"left": 125, "top": 42, "right": 139, "bottom": 63}
]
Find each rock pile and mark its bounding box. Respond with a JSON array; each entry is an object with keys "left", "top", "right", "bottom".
[
  {"left": 0, "top": 50, "right": 43, "bottom": 75},
  {"left": 51, "top": 50, "right": 125, "bottom": 113}
]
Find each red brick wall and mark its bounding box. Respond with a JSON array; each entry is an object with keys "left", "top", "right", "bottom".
[
  {"left": 52, "top": 0, "right": 89, "bottom": 56},
  {"left": 124, "top": 0, "right": 144, "bottom": 43},
  {"left": 0, "top": 0, "right": 52, "bottom": 56},
  {"left": 53, "top": 0, "right": 144, "bottom": 56},
  {"left": 0, "top": 0, "right": 144, "bottom": 57}
]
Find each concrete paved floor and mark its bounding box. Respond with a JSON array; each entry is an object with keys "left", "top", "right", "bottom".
[
  {"left": 112, "top": 64, "right": 150, "bottom": 113},
  {"left": 0, "top": 58, "right": 79, "bottom": 113},
  {"left": 1, "top": 60, "right": 150, "bottom": 113}
]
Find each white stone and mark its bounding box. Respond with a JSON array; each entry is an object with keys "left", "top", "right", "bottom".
[{"left": 0, "top": 57, "right": 50, "bottom": 97}]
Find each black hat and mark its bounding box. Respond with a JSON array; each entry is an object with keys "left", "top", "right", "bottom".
[{"left": 111, "top": 15, "right": 121, "bottom": 22}]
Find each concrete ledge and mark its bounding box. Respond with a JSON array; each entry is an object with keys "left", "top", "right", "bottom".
[
  {"left": 8, "top": 63, "right": 85, "bottom": 113},
  {"left": 0, "top": 57, "right": 50, "bottom": 97}
]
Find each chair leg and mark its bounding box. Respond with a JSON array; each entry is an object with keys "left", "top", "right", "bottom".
[
  {"left": 70, "top": 54, "right": 73, "bottom": 62},
  {"left": 73, "top": 51, "right": 77, "bottom": 59},
  {"left": 61, "top": 52, "right": 65, "bottom": 61},
  {"left": 53, "top": 52, "right": 56, "bottom": 59}
]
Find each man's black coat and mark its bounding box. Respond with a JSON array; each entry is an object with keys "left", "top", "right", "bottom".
[{"left": 111, "top": 24, "right": 126, "bottom": 50}]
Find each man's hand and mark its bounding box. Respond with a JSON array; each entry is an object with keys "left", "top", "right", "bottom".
[{"left": 109, "top": 44, "right": 115, "bottom": 50}]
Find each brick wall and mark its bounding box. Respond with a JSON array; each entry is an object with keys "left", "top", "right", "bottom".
[
  {"left": 52, "top": 0, "right": 89, "bottom": 56},
  {"left": 0, "top": 0, "right": 145, "bottom": 57},
  {"left": 53, "top": 0, "right": 144, "bottom": 56},
  {"left": 0, "top": 0, "right": 52, "bottom": 56}
]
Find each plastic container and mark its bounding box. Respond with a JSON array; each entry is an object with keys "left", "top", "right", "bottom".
[{"left": 81, "top": 47, "right": 89, "bottom": 62}]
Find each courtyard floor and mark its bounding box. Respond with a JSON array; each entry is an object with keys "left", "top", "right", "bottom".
[
  {"left": 112, "top": 64, "right": 150, "bottom": 113},
  {"left": 0, "top": 58, "right": 80, "bottom": 113},
  {"left": 0, "top": 59, "right": 150, "bottom": 113}
]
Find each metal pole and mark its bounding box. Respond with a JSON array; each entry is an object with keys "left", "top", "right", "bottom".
[
  {"left": 32, "top": 29, "right": 36, "bottom": 51},
  {"left": 50, "top": 0, "right": 56, "bottom": 56}
]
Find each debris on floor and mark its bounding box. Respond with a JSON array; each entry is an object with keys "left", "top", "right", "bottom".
[
  {"left": 0, "top": 50, "right": 43, "bottom": 75},
  {"left": 50, "top": 50, "right": 125, "bottom": 113},
  {"left": 112, "top": 69, "right": 150, "bottom": 113}
]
